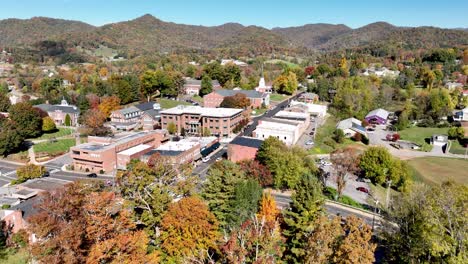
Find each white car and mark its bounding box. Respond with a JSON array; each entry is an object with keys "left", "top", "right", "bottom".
[
  {"left": 320, "top": 160, "right": 332, "bottom": 166},
  {"left": 305, "top": 140, "right": 315, "bottom": 146},
  {"left": 202, "top": 157, "right": 211, "bottom": 163},
  {"left": 216, "top": 157, "right": 222, "bottom": 162}
]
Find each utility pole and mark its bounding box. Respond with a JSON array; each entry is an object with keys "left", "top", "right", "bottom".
[{"left": 386, "top": 179, "right": 392, "bottom": 209}]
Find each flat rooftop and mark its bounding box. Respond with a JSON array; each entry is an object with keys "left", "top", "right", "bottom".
[
  {"left": 118, "top": 144, "right": 152, "bottom": 156},
  {"left": 157, "top": 139, "right": 200, "bottom": 152},
  {"left": 275, "top": 111, "right": 309, "bottom": 120},
  {"left": 74, "top": 130, "right": 165, "bottom": 152},
  {"left": 161, "top": 105, "right": 242, "bottom": 117},
  {"left": 230, "top": 136, "right": 264, "bottom": 148}
]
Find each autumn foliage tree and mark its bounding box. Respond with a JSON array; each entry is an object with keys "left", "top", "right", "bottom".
[
  {"left": 160, "top": 196, "right": 220, "bottom": 262},
  {"left": 238, "top": 160, "right": 273, "bottom": 187},
  {"left": 220, "top": 93, "right": 251, "bottom": 109},
  {"left": 98, "top": 95, "right": 121, "bottom": 118},
  {"left": 330, "top": 147, "right": 360, "bottom": 199},
  {"left": 82, "top": 109, "right": 109, "bottom": 136}
]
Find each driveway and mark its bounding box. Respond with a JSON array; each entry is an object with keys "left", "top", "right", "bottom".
[
  {"left": 368, "top": 125, "right": 455, "bottom": 160},
  {"left": 296, "top": 116, "right": 324, "bottom": 149}
]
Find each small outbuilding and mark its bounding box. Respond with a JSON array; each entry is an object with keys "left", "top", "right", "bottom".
[
  {"left": 431, "top": 134, "right": 448, "bottom": 146},
  {"left": 365, "top": 108, "right": 389, "bottom": 125}
]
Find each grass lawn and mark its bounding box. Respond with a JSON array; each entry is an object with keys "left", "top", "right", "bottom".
[
  {"left": 191, "top": 95, "right": 204, "bottom": 104},
  {"left": 265, "top": 59, "right": 299, "bottom": 68},
  {"left": 367, "top": 183, "right": 399, "bottom": 208},
  {"left": 399, "top": 126, "right": 448, "bottom": 152},
  {"left": 34, "top": 139, "right": 76, "bottom": 156},
  {"left": 29, "top": 128, "right": 73, "bottom": 140},
  {"left": 270, "top": 93, "right": 288, "bottom": 102},
  {"left": 308, "top": 115, "right": 367, "bottom": 154},
  {"left": 159, "top": 98, "right": 191, "bottom": 109},
  {"left": 449, "top": 140, "right": 467, "bottom": 155},
  {"left": 408, "top": 157, "right": 468, "bottom": 185}
]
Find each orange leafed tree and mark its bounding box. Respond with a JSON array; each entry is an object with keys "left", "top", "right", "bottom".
[
  {"left": 160, "top": 196, "right": 220, "bottom": 261},
  {"left": 98, "top": 95, "right": 121, "bottom": 117},
  {"left": 257, "top": 192, "right": 279, "bottom": 224}
]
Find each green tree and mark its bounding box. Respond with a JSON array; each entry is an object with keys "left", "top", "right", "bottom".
[
  {"left": 332, "top": 76, "right": 374, "bottom": 119},
  {"left": 41, "top": 116, "right": 56, "bottom": 132},
  {"left": 64, "top": 114, "right": 71, "bottom": 126},
  {"left": 0, "top": 121, "right": 24, "bottom": 157},
  {"left": 382, "top": 182, "right": 467, "bottom": 263},
  {"left": 226, "top": 179, "right": 263, "bottom": 228},
  {"left": 140, "top": 70, "right": 174, "bottom": 101},
  {"left": 9, "top": 102, "right": 42, "bottom": 138},
  {"left": 0, "top": 92, "right": 11, "bottom": 112},
  {"left": 359, "top": 146, "right": 393, "bottom": 185},
  {"left": 14, "top": 164, "right": 45, "bottom": 184},
  {"left": 273, "top": 71, "right": 298, "bottom": 95},
  {"left": 332, "top": 128, "right": 345, "bottom": 143},
  {"left": 200, "top": 75, "right": 213, "bottom": 96},
  {"left": 448, "top": 126, "right": 465, "bottom": 140},
  {"left": 282, "top": 174, "right": 324, "bottom": 263},
  {"left": 167, "top": 122, "right": 177, "bottom": 135},
  {"left": 202, "top": 160, "right": 245, "bottom": 228}
]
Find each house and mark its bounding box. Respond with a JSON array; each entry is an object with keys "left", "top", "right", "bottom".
[
  {"left": 203, "top": 89, "right": 270, "bottom": 108},
  {"left": 34, "top": 99, "right": 80, "bottom": 126},
  {"left": 289, "top": 100, "right": 327, "bottom": 117},
  {"left": 183, "top": 78, "right": 221, "bottom": 95},
  {"left": 431, "top": 134, "right": 448, "bottom": 146},
  {"left": 453, "top": 107, "right": 468, "bottom": 122},
  {"left": 110, "top": 102, "right": 161, "bottom": 131},
  {"left": 160, "top": 105, "right": 244, "bottom": 137},
  {"left": 365, "top": 108, "right": 389, "bottom": 125},
  {"left": 70, "top": 130, "right": 169, "bottom": 172},
  {"left": 253, "top": 118, "right": 302, "bottom": 146},
  {"left": 221, "top": 59, "right": 247, "bottom": 67},
  {"left": 297, "top": 92, "right": 319, "bottom": 103},
  {"left": 228, "top": 136, "right": 264, "bottom": 162},
  {"left": 445, "top": 82, "right": 463, "bottom": 90},
  {"left": 255, "top": 77, "right": 273, "bottom": 93},
  {"left": 336, "top": 118, "right": 367, "bottom": 138},
  {"left": 363, "top": 67, "right": 400, "bottom": 78}
]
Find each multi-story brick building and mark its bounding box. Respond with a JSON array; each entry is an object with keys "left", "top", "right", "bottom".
[
  {"left": 203, "top": 89, "right": 270, "bottom": 108},
  {"left": 228, "top": 136, "right": 264, "bottom": 162},
  {"left": 183, "top": 77, "right": 221, "bottom": 95},
  {"left": 34, "top": 99, "right": 80, "bottom": 126},
  {"left": 70, "top": 130, "right": 169, "bottom": 172},
  {"left": 110, "top": 102, "right": 161, "bottom": 131},
  {"left": 160, "top": 105, "right": 244, "bottom": 137}
]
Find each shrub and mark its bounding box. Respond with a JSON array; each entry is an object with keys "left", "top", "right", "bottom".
[
  {"left": 352, "top": 133, "right": 362, "bottom": 142},
  {"left": 332, "top": 128, "right": 345, "bottom": 143},
  {"left": 361, "top": 135, "right": 370, "bottom": 145},
  {"left": 99, "top": 170, "right": 104, "bottom": 174}
]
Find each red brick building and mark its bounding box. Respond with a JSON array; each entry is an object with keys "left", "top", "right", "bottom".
[
  {"left": 203, "top": 89, "right": 270, "bottom": 108},
  {"left": 228, "top": 136, "right": 264, "bottom": 162},
  {"left": 160, "top": 105, "right": 244, "bottom": 137},
  {"left": 70, "top": 130, "right": 169, "bottom": 172}
]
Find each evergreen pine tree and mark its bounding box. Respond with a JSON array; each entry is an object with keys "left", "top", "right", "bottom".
[{"left": 282, "top": 174, "right": 324, "bottom": 263}]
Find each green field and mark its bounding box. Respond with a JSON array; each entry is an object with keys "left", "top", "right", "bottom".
[
  {"left": 34, "top": 139, "right": 76, "bottom": 156},
  {"left": 408, "top": 157, "right": 468, "bottom": 185},
  {"left": 159, "top": 98, "right": 192, "bottom": 109},
  {"left": 308, "top": 115, "right": 366, "bottom": 154},
  {"left": 191, "top": 95, "right": 204, "bottom": 104},
  {"left": 269, "top": 93, "right": 288, "bottom": 102},
  {"left": 29, "top": 128, "right": 74, "bottom": 140},
  {"left": 449, "top": 140, "right": 467, "bottom": 155},
  {"left": 265, "top": 59, "right": 299, "bottom": 68},
  {"left": 399, "top": 126, "right": 448, "bottom": 152}
]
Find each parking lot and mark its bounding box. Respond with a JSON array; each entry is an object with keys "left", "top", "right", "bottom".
[{"left": 296, "top": 115, "right": 323, "bottom": 149}]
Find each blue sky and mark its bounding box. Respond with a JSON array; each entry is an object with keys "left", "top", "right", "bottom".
[{"left": 1, "top": 0, "right": 467, "bottom": 29}]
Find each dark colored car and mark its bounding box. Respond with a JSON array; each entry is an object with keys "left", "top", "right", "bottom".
[
  {"left": 42, "top": 171, "right": 50, "bottom": 177},
  {"left": 356, "top": 187, "right": 369, "bottom": 194},
  {"left": 87, "top": 173, "right": 98, "bottom": 178}
]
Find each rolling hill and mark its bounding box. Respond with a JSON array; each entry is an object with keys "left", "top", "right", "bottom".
[{"left": 0, "top": 14, "right": 467, "bottom": 57}]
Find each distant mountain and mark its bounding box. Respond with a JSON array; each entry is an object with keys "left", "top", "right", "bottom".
[
  {"left": 0, "top": 17, "right": 95, "bottom": 47},
  {"left": 0, "top": 15, "right": 467, "bottom": 57}
]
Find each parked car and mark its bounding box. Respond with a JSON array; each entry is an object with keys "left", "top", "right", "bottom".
[
  {"left": 87, "top": 173, "right": 98, "bottom": 178},
  {"left": 309, "top": 131, "right": 314, "bottom": 135},
  {"left": 320, "top": 160, "right": 332, "bottom": 166},
  {"left": 42, "top": 171, "right": 50, "bottom": 177},
  {"left": 202, "top": 156, "right": 211, "bottom": 163},
  {"left": 356, "top": 187, "right": 369, "bottom": 194},
  {"left": 216, "top": 157, "right": 222, "bottom": 162},
  {"left": 306, "top": 140, "right": 315, "bottom": 146},
  {"left": 367, "top": 127, "right": 375, "bottom": 131}
]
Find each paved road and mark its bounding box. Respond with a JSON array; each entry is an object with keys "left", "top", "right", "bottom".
[
  {"left": 272, "top": 192, "right": 382, "bottom": 230},
  {"left": 192, "top": 92, "right": 303, "bottom": 179}
]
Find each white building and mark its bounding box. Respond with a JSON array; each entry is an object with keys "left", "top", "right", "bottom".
[
  {"left": 336, "top": 118, "right": 367, "bottom": 138},
  {"left": 363, "top": 67, "right": 399, "bottom": 78},
  {"left": 221, "top": 59, "right": 248, "bottom": 67},
  {"left": 255, "top": 77, "right": 273, "bottom": 93},
  {"left": 253, "top": 118, "right": 302, "bottom": 146},
  {"left": 445, "top": 82, "right": 463, "bottom": 90},
  {"left": 454, "top": 107, "right": 468, "bottom": 122},
  {"left": 289, "top": 100, "right": 327, "bottom": 117}
]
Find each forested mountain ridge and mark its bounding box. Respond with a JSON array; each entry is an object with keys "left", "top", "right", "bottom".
[{"left": 1, "top": 14, "right": 467, "bottom": 56}]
